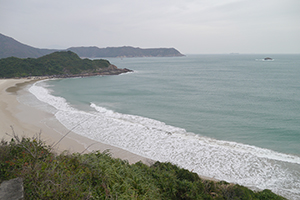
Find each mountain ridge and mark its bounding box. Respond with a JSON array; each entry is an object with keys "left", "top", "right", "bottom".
[
  {"left": 0, "top": 33, "right": 56, "bottom": 59},
  {"left": 0, "top": 33, "right": 184, "bottom": 58},
  {"left": 67, "top": 46, "right": 184, "bottom": 58}
]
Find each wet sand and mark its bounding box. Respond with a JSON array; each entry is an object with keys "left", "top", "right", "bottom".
[
  {"left": 0, "top": 78, "right": 219, "bottom": 181},
  {"left": 0, "top": 78, "right": 154, "bottom": 165}
]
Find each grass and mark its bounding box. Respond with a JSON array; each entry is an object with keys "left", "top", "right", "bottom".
[{"left": 0, "top": 132, "right": 287, "bottom": 200}]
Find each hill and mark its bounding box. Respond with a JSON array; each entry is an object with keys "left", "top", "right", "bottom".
[
  {"left": 0, "top": 135, "right": 286, "bottom": 199},
  {"left": 0, "top": 51, "right": 131, "bottom": 78},
  {"left": 0, "top": 33, "right": 184, "bottom": 58},
  {"left": 67, "top": 46, "right": 185, "bottom": 58},
  {"left": 0, "top": 33, "right": 56, "bottom": 59}
]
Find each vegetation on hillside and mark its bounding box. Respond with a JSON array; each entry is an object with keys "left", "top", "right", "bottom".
[
  {"left": 0, "top": 51, "right": 111, "bottom": 78},
  {"left": 0, "top": 133, "right": 286, "bottom": 200}
]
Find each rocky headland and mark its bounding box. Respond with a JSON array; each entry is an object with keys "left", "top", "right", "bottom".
[
  {"left": 48, "top": 65, "right": 133, "bottom": 79},
  {"left": 0, "top": 51, "right": 132, "bottom": 79}
]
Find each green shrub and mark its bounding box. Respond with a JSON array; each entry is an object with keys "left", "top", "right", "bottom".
[
  {"left": 0, "top": 51, "right": 111, "bottom": 78},
  {"left": 0, "top": 135, "right": 287, "bottom": 200}
]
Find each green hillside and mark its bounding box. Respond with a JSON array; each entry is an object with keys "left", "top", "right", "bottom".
[
  {"left": 0, "top": 136, "right": 286, "bottom": 199},
  {"left": 0, "top": 51, "right": 111, "bottom": 78}
]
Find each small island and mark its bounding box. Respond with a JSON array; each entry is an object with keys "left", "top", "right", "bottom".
[
  {"left": 0, "top": 51, "right": 132, "bottom": 78},
  {"left": 264, "top": 57, "right": 273, "bottom": 61}
]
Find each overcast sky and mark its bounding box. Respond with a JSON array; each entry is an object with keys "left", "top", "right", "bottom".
[{"left": 1, "top": 0, "right": 299, "bottom": 54}]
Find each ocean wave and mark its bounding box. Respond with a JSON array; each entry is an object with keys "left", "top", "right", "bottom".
[{"left": 29, "top": 80, "right": 300, "bottom": 199}]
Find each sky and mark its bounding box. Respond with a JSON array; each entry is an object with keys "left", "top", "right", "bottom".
[{"left": 1, "top": 0, "right": 299, "bottom": 54}]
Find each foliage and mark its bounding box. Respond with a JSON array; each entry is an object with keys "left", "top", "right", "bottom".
[
  {"left": 0, "top": 135, "right": 287, "bottom": 200},
  {"left": 0, "top": 51, "right": 111, "bottom": 78}
]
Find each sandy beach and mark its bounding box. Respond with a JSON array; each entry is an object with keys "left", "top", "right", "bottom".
[
  {"left": 0, "top": 78, "right": 220, "bottom": 182},
  {"left": 0, "top": 78, "right": 153, "bottom": 165}
]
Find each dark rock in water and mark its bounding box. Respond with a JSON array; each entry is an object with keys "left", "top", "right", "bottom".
[
  {"left": 0, "top": 177, "right": 24, "bottom": 200},
  {"left": 264, "top": 57, "right": 273, "bottom": 60}
]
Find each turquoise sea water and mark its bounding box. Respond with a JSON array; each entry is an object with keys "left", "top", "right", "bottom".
[{"left": 29, "top": 54, "right": 300, "bottom": 199}]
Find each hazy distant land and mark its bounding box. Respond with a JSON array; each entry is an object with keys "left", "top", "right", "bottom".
[{"left": 0, "top": 33, "right": 184, "bottom": 59}]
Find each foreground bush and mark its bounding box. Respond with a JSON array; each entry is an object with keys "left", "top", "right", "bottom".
[{"left": 0, "top": 135, "right": 286, "bottom": 200}]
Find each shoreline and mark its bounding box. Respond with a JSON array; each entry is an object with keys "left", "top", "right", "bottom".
[
  {"left": 0, "top": 78, "right": 153, "bottom": 165},
  {"left": 0, "top": 77, "right": 219, "bottom": 181}
]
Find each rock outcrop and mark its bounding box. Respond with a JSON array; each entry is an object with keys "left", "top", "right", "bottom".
[
  {"left": 0, "top": 177, "right": 24, "bottom": 200},
  {"left": 54, "top": 65, "right": 133, "bottom": 78}
]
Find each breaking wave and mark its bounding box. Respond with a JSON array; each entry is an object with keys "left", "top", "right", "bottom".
[{"left": 29, "top": 81, "right": 300, "bottom": 199}]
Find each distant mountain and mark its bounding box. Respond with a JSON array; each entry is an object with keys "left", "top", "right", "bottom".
[
  {"left": 67, "top": 46, "right": 185, "bottom": 58},
  {"left": 0, "top": 33, "right": 56, "bottom": 59},
  {"left": 0, "top": 33, "right": 184, "bottom": 58}
]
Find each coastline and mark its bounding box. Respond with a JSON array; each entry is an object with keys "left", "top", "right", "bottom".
[
  {"left": 1, "top": 55, "right": 297, "bottom": 199},
  {"left": 0, "top": 77, "right": 220, "bottom": 182},
  {"left": 0, "top": 78, "right": 153, "bottom": 165}
]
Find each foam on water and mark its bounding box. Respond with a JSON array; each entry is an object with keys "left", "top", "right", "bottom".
[{"left": 29, "top": 81, "right": 300, "bottom": 199}]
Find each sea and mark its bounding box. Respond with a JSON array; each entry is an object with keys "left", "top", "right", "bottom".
[{"left": 26, "top": 54, "right": 300, "bottom": 199}]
